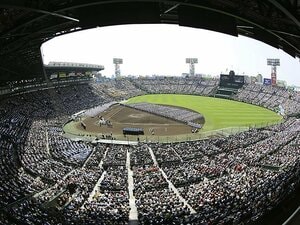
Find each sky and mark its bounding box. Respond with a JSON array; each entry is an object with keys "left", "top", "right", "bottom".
[{"left": 42, "top": 24, "right": 300, "bottom": 86}]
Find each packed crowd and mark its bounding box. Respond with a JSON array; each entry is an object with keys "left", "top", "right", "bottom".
[
  {"left": 127, "top": 102, "right": 203, "bottom": 127},
  {"left": 48, "top": 126, "right": 93, "bottom": 165},
  {"left": 131, "top": 76, "right": 218, "bottom": 96},
  {"left": 235, "top": 83, "right": 300, "bottom": 115},
  {"left": 0, "top": 77, "right": 299, "bottom": 225}
]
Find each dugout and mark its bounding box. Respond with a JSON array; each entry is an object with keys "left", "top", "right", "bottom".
[{"left": 123, "top": 127, "right": 144, "bottom": 135}]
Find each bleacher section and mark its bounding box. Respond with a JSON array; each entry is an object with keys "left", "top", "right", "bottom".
[
  {"left": 234, "top": 83, "right": 300, "bottom": 115},
  {"left": 130, "top": 76, "right": 219, "bottom": 96},
  {"left": 0, "top": 77, "right": 299, "bottom": 225}
]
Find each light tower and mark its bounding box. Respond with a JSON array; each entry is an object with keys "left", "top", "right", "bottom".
[
  {"left": 186, "top": 58, "right": 198, "bottom": 76},
  {"left": 267, "top": 58, "right": 280, "bottom": 86},
  {"left": 113, "top": 58, "right": 123, "bottom": 78}
]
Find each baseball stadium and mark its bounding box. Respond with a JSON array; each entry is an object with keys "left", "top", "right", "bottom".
[
  {"left": 63, "top": 94, "right": 282, "bottom": 143},
  {"left": 0, "top": 1, "right": 300, "bottom": 225}
]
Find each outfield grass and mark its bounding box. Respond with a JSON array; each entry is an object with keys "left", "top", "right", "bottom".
[{"left": 126, "top": 94, "right": 283, "bottom": 133}]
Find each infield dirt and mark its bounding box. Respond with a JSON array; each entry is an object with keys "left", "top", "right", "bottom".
[{"left": 76, "top": 104, "right": 195, "bottom": 136}]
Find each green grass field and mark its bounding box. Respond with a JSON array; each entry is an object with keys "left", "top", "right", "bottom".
[{"left": 126, "top": 94, "right": 283, "bottom": 133}]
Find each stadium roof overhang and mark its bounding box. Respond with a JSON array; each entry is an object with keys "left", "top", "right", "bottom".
[
  {"left": 44, "top": 66, "right": 104, "bottom": 74},
  {"left": 0, "top": 0, "right": 299, "bottom": 83}
]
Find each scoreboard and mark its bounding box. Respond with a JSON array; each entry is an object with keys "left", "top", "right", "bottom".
[{"left": 220, "top": 71, "right": 245, "bottom": 89}]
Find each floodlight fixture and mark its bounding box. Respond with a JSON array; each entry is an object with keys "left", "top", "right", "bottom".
[
  {"left": 113, "top": 58, "right": 123, "bottom": 77},
  {"left": 267, "top": 58, "right": 280, "bottom": 85},
  {"left": 267, "top": 58, "right": 280, "bottom": 66},
  {"left": 186, "top": 58, "right": 198, "bottom": 76}
]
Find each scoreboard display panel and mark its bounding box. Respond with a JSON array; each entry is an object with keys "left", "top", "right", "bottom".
[{"left": 220, "top": 74, "right": 245, "bottom": 88}]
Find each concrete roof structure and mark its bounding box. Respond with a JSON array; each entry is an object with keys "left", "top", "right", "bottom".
[{"left": 0, "top": 0, "right": 299, "bottom": 82}]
